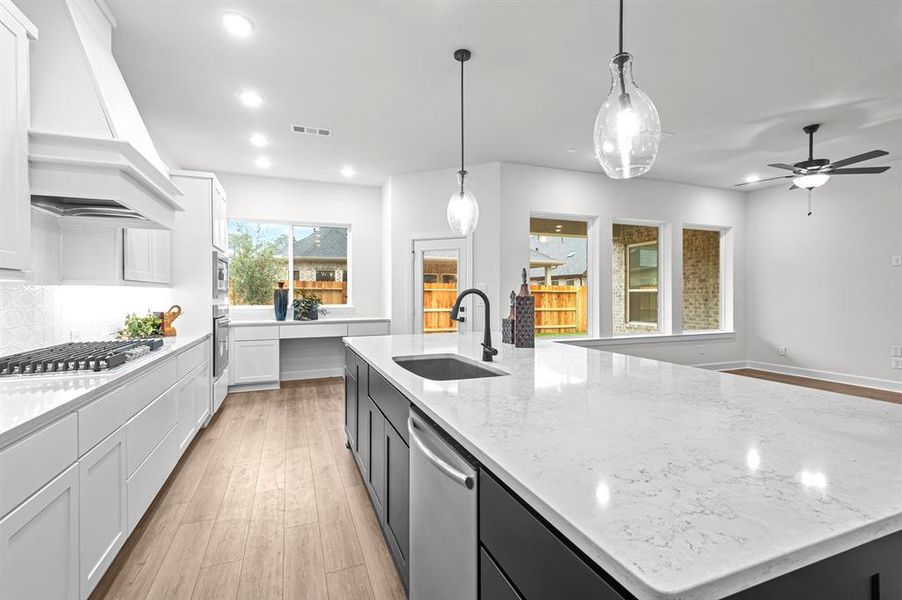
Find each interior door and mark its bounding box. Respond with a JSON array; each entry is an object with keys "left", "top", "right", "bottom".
[{"left": 413, "top": 237, "right": 468, "bottom": 334}]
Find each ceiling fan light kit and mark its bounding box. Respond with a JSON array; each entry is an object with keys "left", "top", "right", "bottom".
[
  {"left": 594, "top": 0, "right": 662, "bottom": 179},
  {"left": 447, "top": 48, "right": 480, "bottom": 236}
]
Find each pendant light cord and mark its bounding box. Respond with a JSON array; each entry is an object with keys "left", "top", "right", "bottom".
[
  {"left": 617, "top": 0, "right": 627, "bottom": 99},
  {"left": 618, "top": 0, "right": 623, "bottom": 55},
  {"left": 460, "top": 56, "right": 465, "bottom": 186}
]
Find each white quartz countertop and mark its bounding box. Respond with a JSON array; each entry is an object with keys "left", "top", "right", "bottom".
[
  {"left": 0, "top": 334, "right": 210, "bottom": 449},
  {"left": 344, "top": 333, "right": 902, "bottom": 600},
  {"left": 230, "top": 316, "right": 390, "bottom": 327}
]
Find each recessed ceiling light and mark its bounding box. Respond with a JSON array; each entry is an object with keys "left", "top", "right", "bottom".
[
  {"left": 249, "top": 133, "right": 269, "bottom": 148},
  {"left": 744, "top": 174, "right": 761, "bottom": 183},
  {"left": 237, "top": 90, "right": 263, "bottom": 108},
  {"left": 255, "top": 156, "right": 271, "bottom": 168},
  {"left": 221, "top": 12, "right": 254, "bottom": 37},
  {"left": 340, "top": 166, "right": 355, "bottom": 178}
]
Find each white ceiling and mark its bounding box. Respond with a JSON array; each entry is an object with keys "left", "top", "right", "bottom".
[{"left": 107, "top": 0, "right": 902, "bottom": 190}]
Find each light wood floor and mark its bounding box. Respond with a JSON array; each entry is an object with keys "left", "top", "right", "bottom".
[
  {"left": 726, "top": 369, "right": 902, "bottom": 405},
  {"left": 91, "top": 378, "right": 406, "bottom": 600}
]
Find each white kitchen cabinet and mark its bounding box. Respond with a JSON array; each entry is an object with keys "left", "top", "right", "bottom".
[
  {"left": 123, "top": 228, "right": 171, "bottom": 284},
  {"left": 0, "top": 463, "right": 79, "bottom": 600},
  {"left": 194, "top": 360, "right": 211, "bottom": 429},
  {"left": 176, "top": 367, "right": 197, "bottom": 454},
  {"left": 0, "top": 1, "right": 36, "bottom": 272},
  {"left": 211, "top": 178, "right": 228, "bottom": 252},
  {"left": 231, "top": 339, "right": 280, "bottom": 385},
  {"left": 78, "top": 427, "right": 126, "bottom": 599}
]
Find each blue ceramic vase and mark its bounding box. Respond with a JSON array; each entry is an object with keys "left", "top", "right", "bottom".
[{"left": 273, "top": 283, "right": 288, "bottom": 321}]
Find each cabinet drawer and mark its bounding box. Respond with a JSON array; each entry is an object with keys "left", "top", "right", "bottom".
[
  {"left": 0, "top": 414, "right": 77, "bottom": 517},
  {"left": 479, "top": 470, "right": 626, "bottom": 600},
  {"left": 481, "top": 547, "right": 523, "bottom": 600},
  {"left": 347, "top": 321, "right": 390, "bottom": 337},
  {"left": 177, "top": 341, "right": 206, "bottom": 379},
  {"left": 344, "top": 347, "right": 364, "bottom": 379},
  {"left": 368, "top": 369, "right": 409, "bottom": 444},
  {"left": 122, "top": 359, "right": 178, "bottom": 420},
  {"left": 126, "top": 424, "right": 178, "bottom": 533},
  {"left": 280, "top": 322, "right": 347, "bottom": 339},
  {"left": 126, "top": 383, "right": 178, "bottom": 476},
  {"left": 78, "top": 384, "right": 127, "bottom": 456},
  {"left": 232, "top": 325, "right": 279, "bottom": 341}
]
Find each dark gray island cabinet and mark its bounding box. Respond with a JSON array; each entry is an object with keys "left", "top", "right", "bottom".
[{"left": 344, "top": 348, "right": 902, "bottom": 600}]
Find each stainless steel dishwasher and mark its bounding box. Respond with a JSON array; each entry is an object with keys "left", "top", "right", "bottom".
[{"left": 408, "top": 409, "right": 478, "bottom": 600}]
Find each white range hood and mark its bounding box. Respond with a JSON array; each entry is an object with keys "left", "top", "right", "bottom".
[{"left": 19, "top": 0, "right": 182, "bottom": 229}]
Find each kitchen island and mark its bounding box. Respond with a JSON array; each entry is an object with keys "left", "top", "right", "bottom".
[{"left": 343, "top": 332, "right": 902, "bottom": 600}]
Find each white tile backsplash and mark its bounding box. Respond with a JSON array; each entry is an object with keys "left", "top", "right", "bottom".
[
  {"left": 0, "top": 283, "right": 57, "bottom": 355},
  {"left": 0, "top": 283, "right": 173, "bottom": 356}
]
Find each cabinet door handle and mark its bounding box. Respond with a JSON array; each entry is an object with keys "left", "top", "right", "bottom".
[{"left": 408, "top": 416, "right": 474, "bottom": 489}]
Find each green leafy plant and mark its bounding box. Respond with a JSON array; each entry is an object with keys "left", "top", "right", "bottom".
[
  {"left": 292, "top": 294, "right": 328, "bottom": 320},
  {"left": 228, "top": 223, "right": 288, "bottom": 305},
  {"left": 117, "top": 313, "right": 162, "bottom": 339}
]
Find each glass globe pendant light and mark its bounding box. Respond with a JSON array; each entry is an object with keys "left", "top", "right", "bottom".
[
  {"left": 447, "top": 49, "right": 479, "bottom": 236},
  {"left": 594, "top": 0, "right": 662, "bottom": 179}
]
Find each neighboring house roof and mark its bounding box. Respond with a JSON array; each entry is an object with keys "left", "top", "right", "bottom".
[
  {"left": 293, "top": 227, "right": 347, "bottom": 260},
  {"left": 529, "top": 248, "right": 563, "bottom": 267},
  {"left": 529, "top": 236, "right": 587, "bottom": 279}
]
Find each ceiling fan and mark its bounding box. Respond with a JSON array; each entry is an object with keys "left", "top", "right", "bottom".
[{"left": 736, "top": 123, "right": 890, "bottom": 191}]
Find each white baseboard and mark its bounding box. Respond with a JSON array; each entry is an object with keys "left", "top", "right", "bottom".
[
  {"left": 281, "top": 368, "right": 344, "bottom": 382},
  {"left": 227, "top": 381, "right": 280, "bottom": 394},
  {"left": 694, "top": 360, "right": 901, "bottom": 393},
  {"left": 693, "top": 360, "right": 749, "bottom": 371},
  {"left": 745, "top": 361, "right": 902, "bottom": 393}
]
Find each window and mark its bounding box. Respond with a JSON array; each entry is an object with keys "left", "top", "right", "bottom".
[
  {"left": 627, "top": 241, "right": 658, "bottom": 324},
  {"left": 228, "top": 220, "right": 349, "bottom": 306},
  {"left": 682, "top": 228, "right": 721, "bottom": 330},
  {"left": 612, "top": 223, "right": 659, "bottom": 334},
  {"left": 227, "top": 221, "right": 289, "bottom": 306},
  {"left": 529, "top": 217, "right": 589, "bottom": 337}
]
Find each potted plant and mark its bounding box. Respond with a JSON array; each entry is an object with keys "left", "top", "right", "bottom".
[
  {"left": 116, "top": 312, "right": 163, "bottom": 339},
  {"left": 292, "top": 293, "right": 328, "bottom": 321}
]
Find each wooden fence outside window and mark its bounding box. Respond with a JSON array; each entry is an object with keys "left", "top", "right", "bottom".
[{"left": 421, "top": 283, "right": 587, "bottom": 335}]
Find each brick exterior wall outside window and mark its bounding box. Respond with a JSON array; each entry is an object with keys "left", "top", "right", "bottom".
[
  {"left": 612, "top": 224, "right": 659, "bottom": 334},
  {"left": 682, "top": 229, "right": 720, "bottom": 330}
]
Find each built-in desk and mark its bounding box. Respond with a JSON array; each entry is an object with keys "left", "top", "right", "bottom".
[{"left": 228, "top": 318, "right": 390, "bottom": 391}]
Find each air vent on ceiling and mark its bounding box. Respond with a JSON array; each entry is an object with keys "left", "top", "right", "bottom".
[{"left": 291, "top": 124, "right": 332, "bottom": 137}]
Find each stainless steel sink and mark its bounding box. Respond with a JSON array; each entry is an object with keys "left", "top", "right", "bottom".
[{"left": 392, "top": 353, "right": 508, "bottom": 381}]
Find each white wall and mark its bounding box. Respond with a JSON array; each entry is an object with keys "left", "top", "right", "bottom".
[
  {"left": 385, "top": 163, "right": 501, "bottom": 334},
  {"left": 220, "top": 172, "right": 384, "bottom": 318},
  {"left": 746, "top": 167, "right": 902, "bottom": 386}
]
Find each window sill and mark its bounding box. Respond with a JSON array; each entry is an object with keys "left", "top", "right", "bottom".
[{"left": 559, "top": 331, "right": 735, "bottom": 347}]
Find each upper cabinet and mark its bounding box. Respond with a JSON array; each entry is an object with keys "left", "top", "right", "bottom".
[
  {"left": 211, "top": 178, "right": 228, "bottom": 252},
  {"left": 0, "top": 0, "right": 37, "bottom": 272},
  {"left": 123, "top": 228, "right": 171, "bottom": 285}
]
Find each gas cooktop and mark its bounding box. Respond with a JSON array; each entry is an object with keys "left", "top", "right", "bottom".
[{"left": 0, "top": 339, "right": 164, "bottom": 377}]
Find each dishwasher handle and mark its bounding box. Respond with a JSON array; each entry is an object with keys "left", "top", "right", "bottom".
[{"left": 409, "top": 416, "right": 474, "bottom": 489}]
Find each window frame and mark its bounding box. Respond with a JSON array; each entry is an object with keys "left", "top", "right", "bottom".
[
  {"left": 625, "top": 239, "right": 659, "bottom": 325},
  {"left": 680, "top": 224, "right": 729, "bottom": 333},
  {"left": 227, "top": 217, "right": 352, "bottom": 309}
]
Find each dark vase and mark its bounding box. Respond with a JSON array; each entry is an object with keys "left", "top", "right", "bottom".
[
  {"left": 307, "top": 306, "right": 319, "bottom": 320},
  {"left": 273, "top": 287, "right": 288, "bottom": 321}
]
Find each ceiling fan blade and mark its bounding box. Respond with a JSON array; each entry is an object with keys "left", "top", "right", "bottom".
[
  {"left": 828, "top": 150, "right": 888, "bottom": 169},
  {"left": 828, "top": 166, "right": 891, "bottom": 175},
  {"left": 767, "top": 163, "right": 800, "bottom": 172},
  {"left": 734, "top": 175, "right": 793, "bottom": 186}
]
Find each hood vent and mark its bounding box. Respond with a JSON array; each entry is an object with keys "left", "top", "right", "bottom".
[
  {"left": 292, "top": 124, "right": 333, "bottom": 137},
  {"left": 20, "top": 0, "right": 182, "bottom": 229}
]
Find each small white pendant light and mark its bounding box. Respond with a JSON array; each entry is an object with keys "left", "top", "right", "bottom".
[
  {"left": 447, "top": 49, "right": 479, "bottom": 236},
  {"left": 594, "top": 0, "right": 662, "bottom": 179}
]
